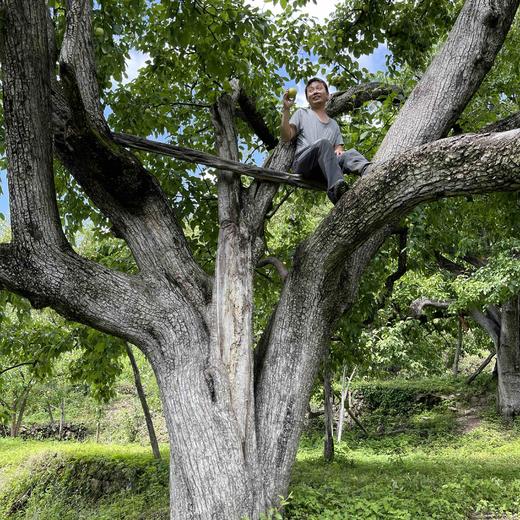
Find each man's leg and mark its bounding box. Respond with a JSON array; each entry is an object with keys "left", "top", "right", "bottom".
[
  {"left": 338, "top": 148, "right": 371, "bottom": 176},
  {"left": 294, "top": 139, "right": 346, "bottom": 203}
]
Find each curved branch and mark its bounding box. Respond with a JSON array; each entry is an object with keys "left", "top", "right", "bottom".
[
  {"left": 0, "top": 361, "right": 37, "bottom": 376},
  {"left": 326, "top": 82, "right": 402, "bottom": 118},
  {"left": 0, "top": 243, "right": 156, "bottom": 348},
  {"left": 257, "top": 257, "right": 288, "bottom": 281},
  {"left": 410, "top": 297, "right": 452, "bottom": 318}
]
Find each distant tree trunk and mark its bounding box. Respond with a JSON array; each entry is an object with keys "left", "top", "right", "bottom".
[
  {"left": 126, "top": 343, "right": 161, "bottom": 459},
  {"left": 95, "top": 405, "right": 102, "bottom": 443},
  {"left": 46, "top": 401, "right": 55, "bottom": 425},
  {"left": 336, "top": 365, "right": 356, "bottom": 442},
  {"left": 59, "top": 397, "right": 65, "bottom": 440},
  {"left": 322, "top": 355, "right": 334, "bottom": 462},
  {"left": 10, "top": 386, "right": 31, "bottom": 437},
  {"left": 453, "top": 317, "right": 463, "bottom": 375},
  {"left": 497, "top": 295, "right": 520, "bottom": 419}
]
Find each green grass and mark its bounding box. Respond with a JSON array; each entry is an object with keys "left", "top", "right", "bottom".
[
  {"left": 0, "top": 440, "right": 170, "bottom": 519},
  {"left": 288, "top": 422, "right": 520, "bottom": 519},
  {"left": 1, "top": 376, "right": 520, "bottom": 519}
]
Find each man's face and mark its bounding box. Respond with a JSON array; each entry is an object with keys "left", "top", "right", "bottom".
[{"left": 306, "top": 81, "right": 329, "bottom": 106}]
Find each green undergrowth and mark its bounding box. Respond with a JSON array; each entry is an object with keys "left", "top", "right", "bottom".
[
  {"left": 0, "top": 441, "right": 169, "bottom": 519},
  {"left": 1, "top": 377, "right": 519, "bottom": 519},
  {"left": 344, "top": 374, "right": 496, "bottom": 439},
  {"left": 288, "top": 421, "right": 520, "bottom": 519}
]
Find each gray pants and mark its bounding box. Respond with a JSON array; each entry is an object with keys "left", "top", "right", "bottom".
[{"left": 293, "top": 138, "right": 370, "bottom": 194}]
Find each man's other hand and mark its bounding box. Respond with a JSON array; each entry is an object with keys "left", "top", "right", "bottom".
[{"left": 282, "top": 90, "right": 295, "bottom": 111}]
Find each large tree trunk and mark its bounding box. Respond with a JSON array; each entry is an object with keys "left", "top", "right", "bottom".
[{"left": 497, "top": 295, "right": 520, "bottom": 419}]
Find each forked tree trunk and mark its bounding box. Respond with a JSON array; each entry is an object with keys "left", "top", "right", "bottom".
[
  {"left": 10, "top": 384, "right": 32, "bottom": 438},
  {"left": 497, "top": 295, "right": 520, "bottom": 419}
]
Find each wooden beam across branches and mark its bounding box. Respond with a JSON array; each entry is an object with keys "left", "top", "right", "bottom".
[{"left": 112, "top": 132, "right": 325, "bottom": 191}]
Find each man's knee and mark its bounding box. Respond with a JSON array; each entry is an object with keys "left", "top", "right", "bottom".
[{"left": 315, "top": 138, "right": 334, "bottom": 152}]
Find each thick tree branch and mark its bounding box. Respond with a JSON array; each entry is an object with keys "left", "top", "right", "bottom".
[
  {"left": 1, "top": 0, "right": 67, "bottom": 250},
  {"left": 375, "top": 0, "right": 520, "bottom": 160},
  {"left": 326, "top": 82, "right": 402, "bottom": 119},
  {"left": 0, "top": 243, "right": 159, "bottom": 350},
  {"left": 237, "top": 90, "right": 279, "bottom": 150},
  {"left": 410, "top": 298, "right": 452, "bottom": 317},
  {"left": 303, "top": 129, "right": 520, "bottom": 273},
  {"left": 255, "top": 0, "right": 520, "bottom": 505},
  {"left": 59, "top": 0, "right": 107, "bottom": 131},
  {"left": 53, "top": 0, "right": 211, "bottom": 307}
]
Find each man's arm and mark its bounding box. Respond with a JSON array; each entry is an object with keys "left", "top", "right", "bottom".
[{"left": 280, "top": 91, "right": 297, "bottom": 142}]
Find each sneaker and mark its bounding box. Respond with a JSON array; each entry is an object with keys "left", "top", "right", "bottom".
[{"left": 328, "top": 180, "right": 348, "bottom": 205}]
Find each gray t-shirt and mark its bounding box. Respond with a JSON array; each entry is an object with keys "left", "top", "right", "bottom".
[{"left": 289, "top": 108, "right": 344, "bottom": 158}]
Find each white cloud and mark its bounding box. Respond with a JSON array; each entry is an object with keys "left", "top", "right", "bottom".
[{"left": 123, "top": 49, "right": 150, "bottom": 84}]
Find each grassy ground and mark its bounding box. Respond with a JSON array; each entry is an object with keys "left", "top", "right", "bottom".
[{"left": 1, "top": 377, "right": 520, "bottom": 519}]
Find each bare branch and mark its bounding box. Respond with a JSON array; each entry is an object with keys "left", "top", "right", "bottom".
[
  {"left": 326, "top": 82, "right": 402, "bottom": 118},
  {"left": 363, "top": 227, "right": 408, "bottom": 326},
  {"left": 0, "top": 361, "right": 37, "bottom": 376},
  {"left": 113, "top": 132, "right": 322, "bottom": 190},
  {"left": 257, "top": 257, "right": 288, "bottom": 281},
  {"left": 410, "top": 297, "right": 452, "bottom": 318},
  {"left": 266, "top": 188, "right": 294, "bottom": 219},
  {"left": 466, "top": 351, "right": 496, "bottom": 384}
]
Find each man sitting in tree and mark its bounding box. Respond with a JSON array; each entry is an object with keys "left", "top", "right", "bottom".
[{"left": 281, "top": 77, "right": 371, "bottom": 204}]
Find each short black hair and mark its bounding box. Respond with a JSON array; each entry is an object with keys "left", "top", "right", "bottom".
[{"left": 305, "top": 78, "right": 329, "bottom": 99}]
